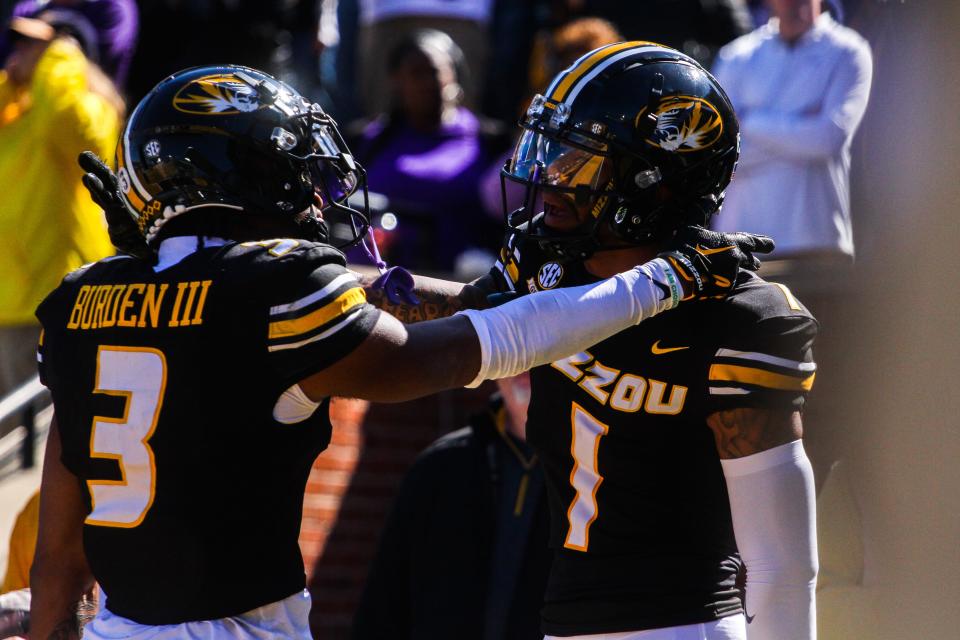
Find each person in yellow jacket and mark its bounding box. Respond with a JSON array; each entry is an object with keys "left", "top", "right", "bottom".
[
  {"left": 1, "top": 490, "right": 39, "bottom": 594},
  {"left": 0, "top": 16, "right": 120, "bottom": 413}
]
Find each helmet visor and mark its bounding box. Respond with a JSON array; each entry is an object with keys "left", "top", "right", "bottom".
[{"left": 505, "top": 129, "right": 612, "bottom": 193}]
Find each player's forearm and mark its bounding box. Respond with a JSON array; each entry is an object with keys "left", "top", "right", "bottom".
[
  {"left": 721, "top": 440, "right": 818, "bottom": 640},
  {"left": 30, "top": 419, "right": 96, "bottom": 639},
  {"left": 29, "top": 560, "right": 93, "bottom": 640},
  {"left": 358, "top": 272, "right": 490, "bottom": 322},
  {"left": 456, "top": 259, "right": 683, "bottom": 387},
  {"left": 306, "top": 259, "right": 681, "bottom": 402},
  {"left": 708, "top": 412, "right": 818, "bottom": 638}
]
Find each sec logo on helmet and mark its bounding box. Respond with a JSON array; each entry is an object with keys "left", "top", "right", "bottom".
[{"left": 537, "top": 262, "right": 564, "bottom": 289}]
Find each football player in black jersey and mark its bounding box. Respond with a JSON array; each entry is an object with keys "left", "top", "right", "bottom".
[
  {"left": 355, "top": 43, "right": 820, "bottom": 640},
  {"left": 29, "top": 65, "right": 765, "bottom": 639}
]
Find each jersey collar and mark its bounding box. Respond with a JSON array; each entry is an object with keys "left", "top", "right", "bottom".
[{"left": 154, "top": 236, "right": 230, "bottom": 272}]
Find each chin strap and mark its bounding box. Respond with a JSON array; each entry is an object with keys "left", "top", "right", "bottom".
[{"left": 358, "top": 220, "right": 420, "bottom": 305}]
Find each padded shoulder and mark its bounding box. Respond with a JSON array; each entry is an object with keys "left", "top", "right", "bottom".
[
  {"left": 220, "top": 238, "right": 346, "bottom": 274},
  {"left": 707, "top": 272, "right": 819, "bottom": 411},
  {"left": 724, "top": 272, "right": 817, "bottom": 326}
]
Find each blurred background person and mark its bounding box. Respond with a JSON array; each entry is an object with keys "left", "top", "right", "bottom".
[
  {"left": 352, "top": 0, "right": 492, "bottom": 117},
  {"left": 1, "top": 490, "right": 37, "bottom": 595},
  {"left": 482, "top": 0, "right": 751, "bottom": 128},
  {"left": 0, "top": 14, "right": 119, "bottom": 431},
  {"left": 351, "top": 372, "right": 550, "bottom": 640},
  {"left": 746, "top": 0, "right": 847, "bottom": 29},
  {"left": 2, "top": 0, "right": 138, "bottom": 91},
  {"left": 711, "top": 0, "right": 873, "bottom": 262},
  {"left": 551, "top": 0, "right": 750, "bottom": 73},
  {"left": 0, "top": 490, "right": 38, "bottom": 638},
  {"left": 350, "top": 28, "right": 509, "bottom": 272},
  {"left": 576, "top": 0, "right": 752, "bottom": 66}
]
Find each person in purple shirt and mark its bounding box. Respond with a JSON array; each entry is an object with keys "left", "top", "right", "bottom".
[
  {"left": 6, "top": 0, "right": 137, "bottom": 89},
  {"left": 350, "top": 28, "right": 510, "bottom": 272}
]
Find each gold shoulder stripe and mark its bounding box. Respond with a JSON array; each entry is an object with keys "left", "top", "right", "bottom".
[
  {"left": 268, "top": 287, "right": 366, "bottom": 340},
  {"left": 709, "top": 364, "right": 815, "bottom": 392}
]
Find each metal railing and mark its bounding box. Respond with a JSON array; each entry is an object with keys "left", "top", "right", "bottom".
[{"left": 0, "top": 375, "right": 51, "bottom": 477}]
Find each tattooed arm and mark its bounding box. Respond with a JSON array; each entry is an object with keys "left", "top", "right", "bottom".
[
  {"left": 30, "top": 417, "right": 95, "bottom": 640},
  {"left": 706, "top": 408, "right": 803, "bottom": 459},
  {"left": 356, "top": 270, "right": 497, "bottom": 323}
]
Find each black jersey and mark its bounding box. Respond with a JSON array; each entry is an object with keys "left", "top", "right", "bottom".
[
  {"left": 35, "top": 238, "right": 379, "bottom": 625},
  {"left": 489, "top": 232, "right": 818, "bottom": 636}
]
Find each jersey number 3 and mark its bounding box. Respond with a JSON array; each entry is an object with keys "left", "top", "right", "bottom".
[
  {"left": 564, "top": 402, "right": 609, "bottom": 551},
  {"left": 85, "top": 346, "right": 167, "bottom": 528}
]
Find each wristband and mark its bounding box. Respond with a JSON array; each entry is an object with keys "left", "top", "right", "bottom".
[{"left": 649, "top": 257, "right": 682, "bottom": 310}]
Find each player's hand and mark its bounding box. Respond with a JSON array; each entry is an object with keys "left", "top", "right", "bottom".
[
  {"left": 658, "top": 226, "right": 775, "bottom": 301},
  {"left": 78, "top": 151, "right": 153, "bottom": 261}
]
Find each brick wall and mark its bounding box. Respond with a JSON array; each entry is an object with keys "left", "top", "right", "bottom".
[{"left": 301, "top": 385, "right": 494, "bottom": 639}]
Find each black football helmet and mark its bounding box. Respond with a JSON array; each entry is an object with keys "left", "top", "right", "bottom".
[
  {"left": 502, "top": 42, "right": 740, "bottom": 261},
  {"left": 115, "top": 65, "right": 370, "bottom": 247}
]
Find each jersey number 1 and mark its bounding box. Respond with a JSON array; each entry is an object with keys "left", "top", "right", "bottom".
[
  {"left": 85, "top": 346, "right": 166, "bottom": 528},
  {"left": 564, "top": 402, "right": 609, "bottom": 551}
]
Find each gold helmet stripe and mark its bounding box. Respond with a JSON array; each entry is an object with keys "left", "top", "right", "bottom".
[{"left": 547, "top": 41, "right": 662, "bottom": 105}]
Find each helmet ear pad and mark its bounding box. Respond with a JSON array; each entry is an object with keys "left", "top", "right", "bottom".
[{"left": 605, "top": 143, "right": 730, "bottom": 244}]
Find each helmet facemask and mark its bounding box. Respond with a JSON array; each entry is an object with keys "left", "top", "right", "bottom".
[
  {"left": 272, "top": 106, "right": 372, "bottom": 250},
  {"left": 501, "top": 109, "right": 629, "bottom": 262}
]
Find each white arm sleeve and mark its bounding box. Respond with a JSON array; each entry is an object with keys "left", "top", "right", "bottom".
[
  {"left": 721, "top": 439, "right": 819, "bottom": 640},
  {"left": 458, "top": 258, "right": 679, "bottom": 387}
]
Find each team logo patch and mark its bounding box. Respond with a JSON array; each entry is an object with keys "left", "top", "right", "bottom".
[
  {"left": 172, "top": 74, "right": 261, "bottom": 115},
  {"left": 637, "top": 96, "right": 724, "bottom": 153},
  {"left": 537, "top": 262, "right": 564, "bottom": 289}
]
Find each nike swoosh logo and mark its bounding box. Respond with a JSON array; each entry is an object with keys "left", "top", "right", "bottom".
[
  {"left": 746, "top": 613, "right": 756, "bottom": 624},
  {"left": 696, "top": 244, "right": 735, "bottom": 256},
  {"left": 651, "top": 340, "right": 689, "bottom": 355}
]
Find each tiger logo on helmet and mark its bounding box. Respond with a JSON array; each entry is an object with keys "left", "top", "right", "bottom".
[
  {"left": 640, "top": 96, "right": 725, "bottom": 153},
  {"left": 172, "top": 73, "right": 262, "bottom": 115}
]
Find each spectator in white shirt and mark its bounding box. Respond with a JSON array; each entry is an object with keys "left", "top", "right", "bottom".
[{"left": 711, "top": 0, "right": 872, "bottom": 261}]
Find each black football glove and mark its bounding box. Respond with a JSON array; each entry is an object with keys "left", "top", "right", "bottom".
[
  {"left": 78, "top": 151, "right": 153, "bottom": 261},
  {"left": 658, "top": 225, "right": 775, "bottom": 301}
]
